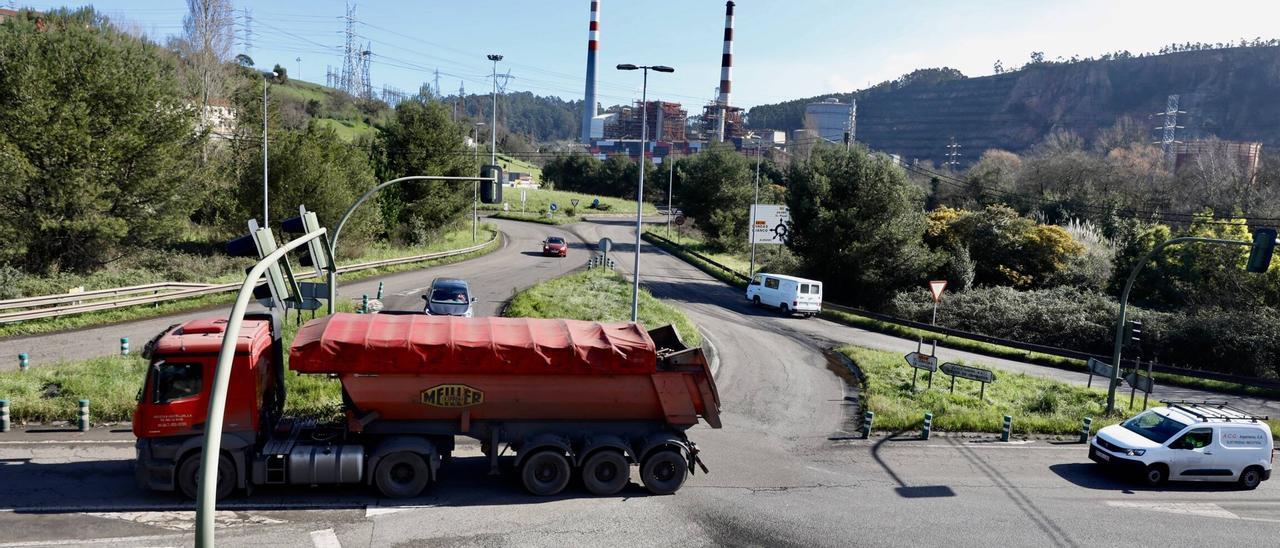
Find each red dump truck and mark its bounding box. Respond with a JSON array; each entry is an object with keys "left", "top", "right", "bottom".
[{"left": 133, "top": 312, "right": 720, "bottom": 500}]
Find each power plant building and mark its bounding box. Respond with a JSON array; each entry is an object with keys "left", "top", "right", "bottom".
[{"left": 805, "top": 98, "right": 857, "bottom": 144}]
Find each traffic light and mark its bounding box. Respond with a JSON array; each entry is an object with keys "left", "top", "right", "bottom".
[
  {"left": 1247, "top": 228, "right": 1276, "bottom": 273},
  {"left": 480, "top": 164, "right": 504, "bottom": 204},
  {"left": 225, "top": 219, "right": 291, "bottom": 308},
  {"left": 280, "top": 206, "right": 332, "bottom": 274}
]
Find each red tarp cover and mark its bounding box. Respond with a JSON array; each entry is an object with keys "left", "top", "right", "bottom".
[{"left": 289, "top": 313, "right": 657, "bottom": 375}]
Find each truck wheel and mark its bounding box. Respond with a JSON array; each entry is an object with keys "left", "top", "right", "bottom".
[
  {"left": 779, "top": 303, "right": 790, "bottom": 315},
  {"left": 375, "top": 451, "right": 431, "bottom": 499},
  {"left": 1142, "top": 463, "right": 1168, "bottom": 487},
  {"left": 641, "top": 449, "right": 688, "bottom": 495},
  {"left": 1238, "top": 466, "right": 1264, "bottom": 490},
  {"left": 521, "top": 451, "right": 571, "bottom": 496},
  {"left": 581, "top": 450, "right": 630, "bottom": 496},
  {"left": 177, "top": 453, "right": 236, "bottom": 501},
  {"left": 752, "top": 296, "right": 761, "bottom": 307}
]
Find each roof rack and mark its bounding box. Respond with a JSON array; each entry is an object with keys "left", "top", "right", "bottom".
[{"left": 1159, "top": 400, "right": 1270, "bottom": 423}]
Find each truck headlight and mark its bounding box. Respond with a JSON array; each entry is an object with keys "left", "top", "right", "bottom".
[{"left": 1125, "top": 449, "right": 1145, "bottom": 456}]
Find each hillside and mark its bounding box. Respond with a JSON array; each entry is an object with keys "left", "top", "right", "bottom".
[{"left": 748, "top": 46, "right": 1280, "bottom": 166}]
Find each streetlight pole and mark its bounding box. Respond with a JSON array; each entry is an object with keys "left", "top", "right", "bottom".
[
  {"left": 487, "top": 54, "right": 502, "bottom": 167},
  {"left": 473, "top": 122, "right": 485, "bottom": 242},
  {"left": 616, "top": 63, "right": 675, "bottom": 323},
  {"left": 748, "top": 140, "right": 762, "bottom": 277},
  {"left": 261, "top": 70, "right": 276, "bottom": 225},
  {"left": 667, "top": 152, "right": 675, "bottom": 238}
]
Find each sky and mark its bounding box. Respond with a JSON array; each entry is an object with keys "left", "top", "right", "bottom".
[{"left": 15, "top": 0, "right": 1280, "bottom": 109}]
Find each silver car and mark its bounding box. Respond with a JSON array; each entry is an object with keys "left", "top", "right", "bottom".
[{"left": 422, "top": 278, "right": 476, "bottom": 317}]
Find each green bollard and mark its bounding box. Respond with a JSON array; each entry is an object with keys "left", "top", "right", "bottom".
[
  {"left": 18, "top": 353, "right": 28, "bottom": 372},
  {"left": 1080, "top": 417, "right": 1093, "bottom": 443},
  {"left": 120, "top": 337, "right": 129, "bottom": 356},
  {"left": 922, "top": 412, "right": 933, "bottom": 440},
  {"left": 1, "top": 399, "right": 9, "bottom": 433},
  {"left": 361, "top": 294, "right": 369, "bottom": 314},
  {"left": 1001, "top": 415, "right": 1012, "bottom": 442},
  {"left": 78, "top": 399, "right": 90, "bottom": 432},
  {"left": 862, "top": 411, "right": 875, "bottom": 439},
  {"left": 377, "top": 282, "right": 384, "bottom": 300}
]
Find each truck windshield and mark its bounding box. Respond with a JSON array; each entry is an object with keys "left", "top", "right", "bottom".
[
  {"left": 1121, "top": 410, "right": 1189, "bottom": 444},
  {"left": 152, "top": 361, "right": 202, "bottom": 403}
]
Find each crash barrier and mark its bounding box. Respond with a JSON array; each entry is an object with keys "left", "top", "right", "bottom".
[
  {"left": 0, "top": 234, "right": 498, "bottom": 325},
  {"left": 587, "top": 255, "right": 617, "bottom": 270}
]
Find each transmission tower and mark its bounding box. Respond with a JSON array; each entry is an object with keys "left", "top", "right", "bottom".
[
  {"left": 434, "top": 69, "right": 441, "bottom": 101},
  {"left": 455, "top": 81, "right": 465, "bottom": 121},
  {"left": 358, "top": 45, "right": 373, "bottom": 99},
  {"left": 944, "top": 137, "right": 962, "bottom": 169},
  {"left": 238, "top": 8, "right": 254, "bottom": 56},
  {"left": 1154, "top": 94, "right": 1185, "bottom": 165},
  {"left": 340, "top": 2, "right": 358, "bottom": 95}
]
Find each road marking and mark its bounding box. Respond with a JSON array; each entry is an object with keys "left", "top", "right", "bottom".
[
  {"left": 0, "top": 439, "right": 135, "bottom": 445},
  {"left": 310, "top": 528, "right": 342, "bottom": 548},
  {"left": 82, "top": 510, "right": 284, "bottom": 531},
  {"left": 829, "top": 440, "right": 1083, "bottom": 450},
  {"left": 0, "top": 532, "right": 188, "bottom": 547},
  {"left": 365, "top": 504, "right": 432, "bottom": 518},
  {"left": 1, "top": 501, "right": 366, "bottom": 513},
  {"left": 1106, "top": 501, "right": 1280, "bottom": 523}
]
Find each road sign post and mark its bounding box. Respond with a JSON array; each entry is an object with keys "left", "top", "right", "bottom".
[
  {"left": 905, "top": 351, "right": 938, "bottom": 391},
  {"left": 1086, "top": 357, "right": 1114, "bottom": 388},
  {"left": 940, "top": 362, "right": 996, "bottom": 401},
  {"left": 520, "top": 189, "right": 527, "bottom": 213},
  {"left": 927, "top": 280, "right": 947, "bottom": 357}
]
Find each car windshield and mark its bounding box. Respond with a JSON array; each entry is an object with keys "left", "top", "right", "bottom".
[
  {"left": 1121, "top": 410, "right": 1190, "bottom": 444},
  {"left": 430, "top": 288, "right": 468, "bottom": 303},
  {"left": 547, "top": 237, "right": 564, "bottom": 245}
]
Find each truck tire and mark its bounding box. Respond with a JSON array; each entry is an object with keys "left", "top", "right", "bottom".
[
  {"left": 521, "top": 451, "right": 571, "bottom": 496},
  {"left": 640, "top": 449, "right": 687, "bottom": 495},
  {"left": 374, "top": 451, "right": 431, "bottom": 498},
  {"left": 581, "top": 450, "right": 630, "bottom": 496},
  {"left": 1238, "top": 466, "right": 1264, "bottom": 490},
  {"left": 752, "top": 296, "right": 761, "bottom": 307},
  {"left": 177, "top": 453, "right": 236, "bottom": 501}
]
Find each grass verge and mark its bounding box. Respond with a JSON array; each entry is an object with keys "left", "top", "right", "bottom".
[
  {"left": 0, "top": 300, "right": 362, "bottom": 424},
  {"left": 641, "top": 231, "right": 748, "bottom": 289},
  {"left": 642, "top": 227, "right": 750, "bottom": 275},
  {"left": 821, "top": 309, "right": 1280, "bottom": 401},
  {"left": 478, "top": 187, "right": 658, "bottom": 217},
  {"left": 490, "top": 212, "right": 573, "bottom": 225},
  {"left": 505, "top": 268, "right": 701, "bottom": 347},
  {"left": 0, "top": 225, "right": 501, "bottom": 339}
]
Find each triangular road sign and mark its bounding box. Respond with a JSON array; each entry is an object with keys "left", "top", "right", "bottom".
[{"left": 929, "top": 280, "right": 948, "bottom": 302}]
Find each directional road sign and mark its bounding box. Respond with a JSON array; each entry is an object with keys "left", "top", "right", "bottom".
[
  {"left": 905, "top": 351, "right": 938, "bottom": 372},
  {"left": 940, "top": 362, "right": 995, "bottom": 384}
]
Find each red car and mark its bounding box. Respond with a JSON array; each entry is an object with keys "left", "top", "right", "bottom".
[{"left": 542, "top": 236, "right": 568, "bottom": 257}]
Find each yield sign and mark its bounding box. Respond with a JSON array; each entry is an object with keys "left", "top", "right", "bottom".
[{"left": 929, "top": 280, "right": 948, "bottom": 302}]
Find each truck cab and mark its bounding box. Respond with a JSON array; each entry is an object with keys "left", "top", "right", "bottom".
[{"left": 133, "top": 316, "right": 283, "bottom": 499}]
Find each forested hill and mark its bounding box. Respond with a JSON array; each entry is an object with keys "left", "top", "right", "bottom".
[
  {"left": 453, "top": 90, "right": 582, "bottom": 142},
  {"left": 747, "top": 46, "right": 1280, "bottom": 166}
]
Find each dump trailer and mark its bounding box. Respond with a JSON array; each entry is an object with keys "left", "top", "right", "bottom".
[{"left": 133, "top": 312, "right": 721, "bottom": 499}]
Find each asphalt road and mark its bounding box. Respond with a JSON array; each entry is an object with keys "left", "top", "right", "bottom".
[{"left": 1, "top": 217, "right": 1278, "bottom": 546}]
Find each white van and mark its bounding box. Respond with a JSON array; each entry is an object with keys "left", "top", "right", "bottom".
[
  {"left": 1090, "top": 401, "right": 1274, "bottom": 489},
  {"left": 745, "top": 273, "right": 822, "bottom": 317}
]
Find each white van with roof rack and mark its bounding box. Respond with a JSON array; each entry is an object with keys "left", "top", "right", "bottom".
[
  {"left": 1089, "top": 401, "right": 1274, "bottom": 489},
  {"left": 746, "top": 273, "right": 822, "bottom": 317}
]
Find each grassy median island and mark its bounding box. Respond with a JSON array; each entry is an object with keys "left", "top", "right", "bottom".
[
  {"left": 505, "top": 268, "right": 701, "bottom": 347},
  {"left": 478, "top": 187, "right": 658, "bottom": 217},
  {"left": 839, "top": 345, "right": 1145, "bottom": 436}
]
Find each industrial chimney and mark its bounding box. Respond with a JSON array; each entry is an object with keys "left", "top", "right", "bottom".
[
  {"left": 580, "top": 0, "right": 601, "bottom": 144},
  {"left": 716, "top": 1, "right": 734, "bottom": 142}
]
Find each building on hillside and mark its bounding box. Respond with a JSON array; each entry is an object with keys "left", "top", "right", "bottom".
[
  {"left": 1174, "top": 140, "right": 1263, "bottom": 182},
  {"left": 804, "top": 97, "right": 856, "bottom": 144},
  {"left": 198, "top": 99, "right": 237, "bottom": 141},
  {"left": 0, "top": 8, "right": 17, "bottom": 22}
]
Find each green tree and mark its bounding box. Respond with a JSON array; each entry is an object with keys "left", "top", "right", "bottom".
[
  {"left": 0, "top": 8, "right": 205, "bottom": 273},
  {"left": 375, "top": 99, "right": 473, "bottom": 244},
  {"left": 786, "top": 146, "right": 938, "bottom": 305},
  {"left": 542, "top": 154, "right": 601, "bottom": 194},
  {"left": 677, "top": 145, "right": 758, "bottom": 251}
]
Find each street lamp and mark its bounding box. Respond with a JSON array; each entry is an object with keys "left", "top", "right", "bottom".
[
  {"left": 487, "top": 54, "right": 503, "bottom": 167},
  {"left": 261, "top": 70, "right": 277, "bottom": 225},
  {"left": 748, "top": 139, "right": 763, "bottom": 277},
  {"left": 616, "top": 63, "right": 675, "bottom": 323},
  {"left": 472, "top": 122, "right": 486, "bottom": 242}
]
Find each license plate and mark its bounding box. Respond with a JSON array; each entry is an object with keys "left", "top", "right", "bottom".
[{"left": 1096, "top": 450, "right": 1110, "bottom": 461}]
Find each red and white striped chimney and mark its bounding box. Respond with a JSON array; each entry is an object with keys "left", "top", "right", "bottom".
[
  {"left": 717, "top": 1, "right": 734, "bottom": 142},
  {"left": 580, "top": 0, "right": 601, "bottom": 144}
]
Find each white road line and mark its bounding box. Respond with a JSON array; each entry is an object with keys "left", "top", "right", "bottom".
[
  {"left": 1105, "top": 500, "right": 1280, "bottom": 523},
  {"left": 829, "top": 440, "right": 1086, "bottom": 450},
  {"left": 0, "top": 533, "right": 187, "bottom": 547},
  {"left": 0, "top": 502, "right": 366, "bottom": 513},
  {"left": 310, "top": 528, "right": 342, "bottom": 548},
  {"left": 0, "top": 439, "right": 134, "bottom": 445}
]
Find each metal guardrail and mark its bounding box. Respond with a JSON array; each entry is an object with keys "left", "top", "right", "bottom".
[
  {"left": 0, "top": 234, "right": 499, "bottom": 325},
  {"left": 643, "top": 230, "right": 1280, "bottom": 391}
]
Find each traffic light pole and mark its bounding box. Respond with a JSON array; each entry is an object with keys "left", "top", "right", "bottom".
[
  {"left": 328, "top": 175, "right": 498, "bottom": 313},
  {"left": 1106, "top": 236, "right": 1252, "bottom": 413}
]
